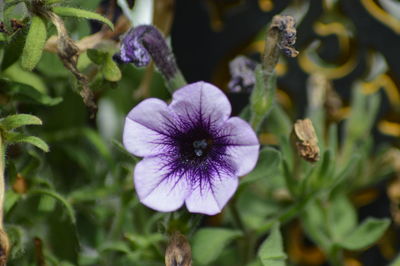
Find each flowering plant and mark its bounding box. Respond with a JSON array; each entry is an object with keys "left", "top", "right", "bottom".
[{"left": 0, "top": 1, "right": 398, "bottom": 266}]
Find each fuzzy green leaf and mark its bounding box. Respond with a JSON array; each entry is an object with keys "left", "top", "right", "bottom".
[
  {"left": 258, "top": 223, "right": 287, "bottom": 266},
  {"left": 1, "top": 30, "right": 26, "bottom": 71},
  {"left": 5, "top": 132, "right": 49, "bottom": 152},
  {"left": 21, "top": 15, "right": 47, "bottom": 71},
  {"left": 329, "top": 194, "right": 357, "bottom": 242},
  {"left": 337, "top": 218, "right": 390, "bottom": 250},
  {"left": 52, "top": 6, "right": 114, "bottom": 30},
  {"left": 103, "top": 56, "right": 121, "bottom": 81},
  {"left": 0, "top": 79, "right": 62, "bottom": 106},
  {"left": 241, "top": 147, "right": 281, "bottom": 186},
  {"left": 0, "top": 114, "right": 42, "bottom": 130},
  {"left": 192, "top": 228, "right": 241, "bottom": 265}
]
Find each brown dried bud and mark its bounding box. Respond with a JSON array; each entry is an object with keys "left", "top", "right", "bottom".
[
  {"left": 292, "top": 119, "right": 320, "bottom": 162},
  {"left": 12, "top": 173, "right": 28, "bottom": 194},
  {"left": 263, "top": 15, "right": 298, "bottom": 76},
  {"left": 270, "top": 15, "right": 299, "bottom": 58},
  {"left": 165, "top": 231, "right": 192, "bottom": 266}
]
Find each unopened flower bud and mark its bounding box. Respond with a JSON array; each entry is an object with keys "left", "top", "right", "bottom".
[
  {"left": 165, "top": 231, "right": 192, "bottom": 266},
  {"left": 114, "top": 25, "right": 186, "bottom": 91},
  {"left": 228, "top": 56, "right": 257, "bottom": 93},
  {"left": 292, "top": 119, "right": 320, "bottom": 162}
]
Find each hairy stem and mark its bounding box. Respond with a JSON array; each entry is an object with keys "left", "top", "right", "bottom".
[
  {"left": 250, "top": 16, "right": 298, "bottom": 131},
  {"left": 0, "top": 134, "right": 9, "bottom": 265}
]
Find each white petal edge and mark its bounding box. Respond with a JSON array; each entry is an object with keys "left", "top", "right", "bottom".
[
  {"left": 134, "top": 156, "right": 189, "bottom": 212},
  {"left": 123, "top": 98, "right": 172, "bottom": 157},
  {"left": 169, "top": 81, "right": 232, "bottom": 128},
  {"left": 222, "top": 117, "right": 260, "bottom": 176},
  {"left": 185, "top": 173, "right": 239, "bottom": 215}
]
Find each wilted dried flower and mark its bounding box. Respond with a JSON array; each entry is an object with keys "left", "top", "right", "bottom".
[
  {"left": 165, "top": 231, "right": 192, "bottom": 266},
  {"left": 292, "top": 119, "right": 320, "bottom": 162}
]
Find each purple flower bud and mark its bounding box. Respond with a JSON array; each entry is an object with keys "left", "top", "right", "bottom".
[
  {"left": 115, "top": 25, "right": 181, "bottom": 83},
  {"left": 228, "top": 56, "right": 257, "bottom": 93}
]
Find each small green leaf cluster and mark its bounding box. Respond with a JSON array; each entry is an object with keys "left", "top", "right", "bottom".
[{"left": 0, "top": 114, "right": 48, "bottom": 152}]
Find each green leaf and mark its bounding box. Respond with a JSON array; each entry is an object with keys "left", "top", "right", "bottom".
[
  {"left": 302, "top": 200, "right": 332, "bottom": 252},
  {"left": 99, "top": 241, "right": 131, "bottom": 254},
  {"left": 328, "top": 194, "right": 357, "bottom": 242},
  {"left": 337, "top": 218, "right": 390, "bottom": 250},
  {"left": 241, "top": 147, "right": 281, "bottom": 185},
  {"left": 5, "top": 132, "right": 49, "bottom": 152},
  {"left": 4, "top": 63, "right": 48, "bottom": 92},
  {"left": 52, "top": 6, "right": 114, "bottom": 30},
  {"left": 0, "top": 79, "right": 62, "bottom": 106},
  {"left": 0, "top": 114, "right": 42, "bottom": 130},
  {"left": 328, "top": 124, "right": 338, "bottom": 158},
  {"left": 192, "top": 228, "right": 241, "bottom": 265},
  {"left": 1, "top": 30, "right": 26, "bottom": 71},
  {"left": 258, "top": 223, "right": 287, "bottom": 266},
  {"left": 87, "top": 49, "right": 121, "bottom": 82},
  {"left": 4, "top": 190, "right": 20, "bottom": 214},
  {"left": 87, "top": 48, "right": 106, "bottom": 65},
  {"left": 103, "top": 56, "right": 121, "bottom": 81},
  {"left": 29, "top": 189, "right": 76, "bottom": 224},
  {"left": 21, "top": 15, "right": 47, "bottom": 71}
]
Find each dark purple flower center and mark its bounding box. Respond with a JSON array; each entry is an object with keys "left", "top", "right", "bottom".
[
  {"left": 156, "top": 113, "right": 236, "bottom": 190},
  {"left": 175, "top": 127, "right": 217, "bottom": 162}
]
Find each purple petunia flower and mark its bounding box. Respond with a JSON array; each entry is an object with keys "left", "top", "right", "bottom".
[{"left": 123, "top": 82, "right": 259, "bottom": 215}]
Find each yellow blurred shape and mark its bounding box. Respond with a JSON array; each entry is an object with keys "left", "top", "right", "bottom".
[
  {"left": 361, "top": 0, "right": 400, "bottom": 34},
  {"left": 259, "top": 133, "right": 278, "bottom": 145},
  {"left": 299, "top": 21, "right": 357, "bottom": 79},
  {"left": 314, "top": 21, "right": 350, "bottom": 52},
  {"left": 298, "top": 47, "right": 357, "bottom": 79},
  {"left": 258, "top": 0, "right": 274, "bottom": 11},
  {"left": 361, "top": 74, "right": 400, "bottom": 106},
  {"left": 379, "top": 120, "right": 400, "bottom": 137},
  {"left": 344, "top": 258, "right": 362, "bottom": 266}
]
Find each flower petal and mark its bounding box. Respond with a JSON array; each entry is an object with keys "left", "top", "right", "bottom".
[
  {"left": 169, "top": 82, "right": 232, "bottom": 129},
  {"left": 134, "top": 156, "right": 189, "bottom": 212},
  {"left": 123, "top": 98, "right": 173, "bottom": 157},
  {"left": 222, "top": 117, "right": 260, "bottom": 176},
  {"left": 185, "top": 173, "right": 239, "bottom": 215}
]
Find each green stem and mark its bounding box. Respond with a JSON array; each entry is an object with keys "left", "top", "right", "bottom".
[
  {"left": 256, "top": 195, "right": 313, "bottom": 235},
  {"left": 229, "top": 202, "right": 246, "bottom": 234},
  {"left": 229, "top": 203, "right": 253, "bottom": 264},
  {"left": 0, "top": 133, "right": 9, "bottom": 264},
  {"left": 167, "top": 71, "right": 187, "bottom": 93}
]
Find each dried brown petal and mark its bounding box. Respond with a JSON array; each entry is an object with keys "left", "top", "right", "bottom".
[
  {"left": 165, "top": 231, "right": 192, "bottom": 266},
  {"left": 292, "top": 119, "right": 320, "bottom": 162}
]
